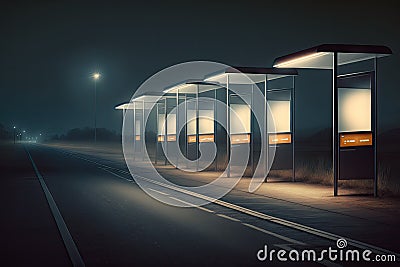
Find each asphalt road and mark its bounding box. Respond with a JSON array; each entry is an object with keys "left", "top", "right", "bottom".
[{"left": 1, "top": 142, "right": 398, "bottom": 266}]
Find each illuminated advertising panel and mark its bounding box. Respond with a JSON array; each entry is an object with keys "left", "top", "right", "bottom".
[
  {"left": 187, "top": 110, "right": 196, "bottom": 136},
  {"left": 167, "top": 114, "right": 176, "bottom": 136},
  {"left": 157, "top": 114, "right": 164, "bottom": 136},
  {"left": 338, "top": 88, "right": 371, "bottom": 133},
  {"left": 268, "top": 100, "right": 290, "bottom": 133},
  {"left": 230, "top": 104, "right": 251, "bottom": 144},
  {"left": 135, "top": 120, "right": 141, "bottom": 141}
]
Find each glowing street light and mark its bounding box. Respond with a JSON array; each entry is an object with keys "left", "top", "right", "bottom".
[
  {"left": 92, "top": 72, "right": 101, "bottom": 144},
  {"left": 13, "top": 126, "right": 16, "bottom": 144}
]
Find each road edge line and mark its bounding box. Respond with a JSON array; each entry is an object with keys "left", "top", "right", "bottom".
[{"left": 25, "top": 146, "right": 85, "bottom": 267}]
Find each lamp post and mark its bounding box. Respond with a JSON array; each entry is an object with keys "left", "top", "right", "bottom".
[
  {"left": 13, "top": 126, "right": 16, "bottom": 144},
  {"left": 92, "top": 72, "right": 100, "bottom": 144}
]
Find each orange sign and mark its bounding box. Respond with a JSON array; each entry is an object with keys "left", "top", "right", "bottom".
[
  {"left": 158, "top": 135, "right": 177, "bottom": 142},
  {"left": 269, "top": 133, "right": 291, "bottom": 144},
  {"left": 188, "top": 135, "right": 196, "bottom": 143},
  {"left": 187, "top": 134, "right": 215, "bottom": 143},
  {"left": 135, "top": 135, "right": 141, "bottom": 141},
  {"left": 199, "top": 134, "right": 214, "bottom": 143},
  {"left": 167, "top": 135, "right": 176, "bottom": 142},
  {"left": 340, "top": 132, "right": 372, "bottom": 147},
  {"left": 231, "top": 134, "right": 251, "bottom": 144}
]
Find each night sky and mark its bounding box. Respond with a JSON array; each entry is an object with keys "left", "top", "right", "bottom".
[{"left": 1, "top": 0, "right": 399, "bottom": 137}]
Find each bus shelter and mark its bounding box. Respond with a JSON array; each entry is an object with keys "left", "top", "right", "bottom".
[
  {"left": 273, "top": 44, "right": 392, "bottom": 196},
  {"left": 163, "top": 81, "right": 222, "bottom": 171},
  {"left": 116, "top": 67, "right": 298, "bottom": 182},
  {"left": 204, "top": 67, "right": 297, "bottom": 178},
  {"left": 115, "top": 94, "right": 161, "bottom": 162}
]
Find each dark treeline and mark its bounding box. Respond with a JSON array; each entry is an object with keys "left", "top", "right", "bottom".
[
  {"left": 0, "top": 124, "right": 11, "bottom": 140},
  {"left": 50, "top": 127, "right": 120, "bottom": 142}
]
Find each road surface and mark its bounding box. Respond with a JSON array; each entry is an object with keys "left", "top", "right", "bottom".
[{"left": 1, "top": 142, "right": 398, "bottom": 266}]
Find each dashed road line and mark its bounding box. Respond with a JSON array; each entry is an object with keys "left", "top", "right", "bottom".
[
  {"left": 168, "top": 196, "right": 214, "bottom": 213},
  {"left": 147, "top": 187, "right": 169, "bottom": 196},
  {"left": 242, "top": 223, "right": 306, "bottom": 245},
  {"left": 195, "top": 206, "right": 215, "bottom": 213},
  {"left": 99, "top": 167, "right": 133, "bottom": 182},
  {"left": 216, "top": 213, "right": 241, "bottom": 222}
]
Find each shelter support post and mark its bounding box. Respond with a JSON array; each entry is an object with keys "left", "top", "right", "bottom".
[
  {"left": 155, "top": 103, "right": 158, "bottom": 165},
  {"left": 292, "top": 76, "right": 296, "bottom": 182},
  {"left": 164, "top": 98, "right": 168, "bottom": 165},
  {"left": 333, "top": 52, "right": 339, "bottom": 196},
  {"left": 196, "top": 85, "right": 200, "bottom": 172},
  {"left": 142, "top": 100, "right": 145, "bottom": 161},
  {"left": 176, "top": 89, "right": 179, "bottom": 168},
  {"left": 373, "top": 57, "right": 378, "bottom": 197},
  {"left": 264, "top": 78, "right": 268, "bottom": 181},
  {"left": 133, "top": 102, "right": 136, "bottom": 161},
  {"left": 226, "top": 75, "right": 230, "bottom": 177}
]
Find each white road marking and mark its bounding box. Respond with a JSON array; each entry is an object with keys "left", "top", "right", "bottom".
[
  {"left": 99, "top": 167, "right": 133, "bottom": 182},
  {"left": 57, "top": 148, "right": 400, "bottom": 259},
  {"left": 168, "top": 196, "right": 214, "bottom": 213},
  {"left": 216, "top": 214, "right": 241, "bottom": 222},
  {"left": 195, "top": 206, "right": 215, "bottom": 213},
  {"left": 25, "top": 146, "right": 85, "bottom": 267},
  {"left": 147, "top": 187, "right": 169, "bottom": 196},
  {"left": 242, "top": 223, "right": 305, "bottom": 245}
]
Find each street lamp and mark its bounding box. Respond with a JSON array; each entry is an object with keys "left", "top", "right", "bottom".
[
  {"left": 92, "top": 72, "right": 101, "bottom": 144},
  {"left": 13, "top": 126, "right": 16, "bottom": 144}
]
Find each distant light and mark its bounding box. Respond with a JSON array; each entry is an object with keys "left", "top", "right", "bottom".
[
  {"left": 23, "top": 130, "right": 26, "bottom": 133},
  {"left": 40, "top": 133, "right": 42, "bottom": 136},
  {"left": 13, "top": 126, "right": 16, "bottom": 129},
  {"left": 93, "top": 73, "right": 101, "bottom": 80}
]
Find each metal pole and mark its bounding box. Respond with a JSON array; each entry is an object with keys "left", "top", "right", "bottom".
[
  {"left": 333, "top": 52, "right": 339, "bottom": 196},
  {"left": 164, "top": 98, "right": 168, "bottom": 165},
  {"left": 214, "top": 88, "right": 218, "bottom": 171},
  {"left": 196, "top": 85, "right": 199, "bottom": 171},
  {"left": 185, "top": 94, "right": 188, "bottom": 168},
  {"left": 176, "top": 89, "right": 179, "bottom": 168},
  {"left": 133, "top": 102, "right": 136, "bottom": 161},
  {"left": 251, "top": 84, "right": 254, "bottom": 176},
  {"left": 292, "top": 76, "right": 296, "bottom": 182},
  {"left": 265, "top": 78, "right": 268, "bottom": 180},
  {"left": 142, "top": 100, "right": 145, "bottom": 160},
  {"left": 14, "top": 127, "right": 16, "bottom": 144},
  {"left": 94, "top": 79, "right": 97, "bottom": 144},
  {"left": 374, "top": 57, "right": 378, "bottom": 197},
  {"left": 155, "top": 103, "right": 159, "bottom": 165},
  {"left": 226, "top": 75, "right": 230, "bottom": 177}
]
